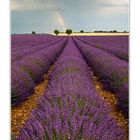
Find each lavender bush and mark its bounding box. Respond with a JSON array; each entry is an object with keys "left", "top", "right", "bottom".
[
  {"left": 73, "top": 37, "right": 128, "bottom": 118},
  {"left": 17, "top": 38, "right": 125, "bottom": 140},
  {"left": 11, "top": 36, "right": 68, "bottom": 106},
  {"left": 12, "top": 36, "right": 64, "bottom": 62},
  {"left": 76, "top": 36, "right": 128, "bottom": 61}
]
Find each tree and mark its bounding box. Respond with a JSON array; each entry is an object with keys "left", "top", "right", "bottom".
[
  {"left": 32, "top": 31, "right": 36, "bottom": 34},
  {"left": 113, "top": 30, "right": 117, "bottom": 33},
  {"left": 66, "top": 29, "right": 72, "bottom": 35},
  {"left": 80, "top": 30, "right": 84, "bottom": 33},
  {"left": 54, "top": 29, "right": 60, "bottom": 35}
]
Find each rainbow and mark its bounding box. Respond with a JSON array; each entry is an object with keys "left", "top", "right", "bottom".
[{"left": 48, "top": 0, "right": 66, "bottom": 31}]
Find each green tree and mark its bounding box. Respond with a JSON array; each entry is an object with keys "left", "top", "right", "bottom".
[
  {"left": 113, "top": 30, "right": 117, "bottom": 33},
  {"left": 54, "top": 29, "right": 60, "bottom": 35},
  {"left": 80, "top": 30, "right": 84, "bottom": 33},
  {"left": 66, "top": 29, "right": 72, "bottom": 35},
  {"left": 32, "top": 31, "right": 36, "bottom": 34}
]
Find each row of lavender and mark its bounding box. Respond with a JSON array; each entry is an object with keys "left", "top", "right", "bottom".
[
  {"left": 75, "top": 36, "right": 128, "bottom": 61},
  {"left": 12, "top": 35, "right": 64, "bottom": 61},
  {"left": 79, "top": 36, "right": 129, "bottom": 49},
  {"left": 73, "top": 37, "right": 128, "bottom": 118},
  {"left": 11, "top": 35, "right": 68, "bottom": 106},
  {"left": 16, "top": 38, "right": 125, "bottom": 140},
  {"left": 12, "top": 34, "right": 58, "bottom": 46}
]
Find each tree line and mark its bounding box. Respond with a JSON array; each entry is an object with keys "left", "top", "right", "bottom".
[{"left": 31, "top": 30, "right": 128, "bottom": 35}]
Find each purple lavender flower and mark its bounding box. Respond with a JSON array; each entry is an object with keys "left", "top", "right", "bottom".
[
  {"left": 17, "top": 37, "right": 125, "bottom": 140},
  {"left": 73, "top": 37, "right": 128, "bottom": 118}
]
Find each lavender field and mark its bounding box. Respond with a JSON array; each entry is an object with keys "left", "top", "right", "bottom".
[{"left": 11, "top": 34, "right": 129, "bottom": 140}]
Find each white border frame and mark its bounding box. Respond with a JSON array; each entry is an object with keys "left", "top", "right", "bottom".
[
  {"left": 0, "top": 0, "right": 10, "bottom": 139},
  {"left": 0, "top": 0, "right": 140, "bottom": 139}
]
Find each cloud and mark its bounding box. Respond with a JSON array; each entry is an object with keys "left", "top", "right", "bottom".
[
  {"left": 95, "top": 0, "right": 129, "bottom": 16},
  {"left": 97, "top": 7, "right": 128, "bottom": 16},
  {"left": 11, "top": 0, "right": 63, "bottom": 11},
  {"left": 97, "top": 0, "right": 129, "bottom": 7}
]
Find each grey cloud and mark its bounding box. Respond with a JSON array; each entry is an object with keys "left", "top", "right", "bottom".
[
  {"left": 11, "top": 0, "right": 64, "bottom": 11},
  {"left": 97, "top": 0, "right": 129, "bottom": 7}
]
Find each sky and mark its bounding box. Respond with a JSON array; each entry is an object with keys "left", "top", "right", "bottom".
[{"left": 11, "top": 0, "right": 129, "bottom": 34}]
